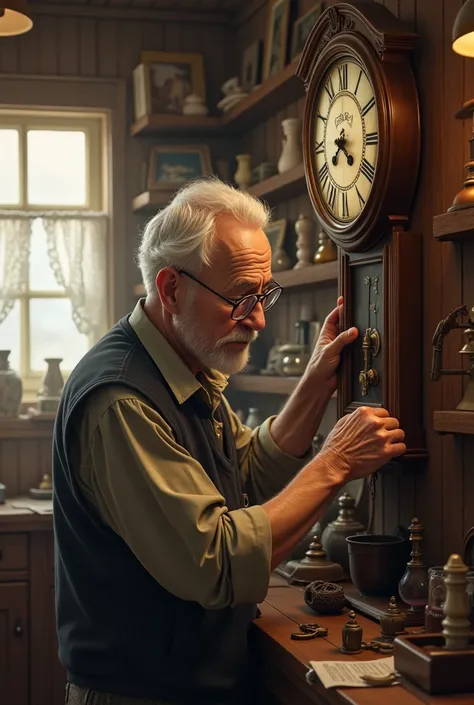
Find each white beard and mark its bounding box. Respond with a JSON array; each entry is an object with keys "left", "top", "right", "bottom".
[{"left": 173, "top": 298, "right": 257, "bottom": 375}]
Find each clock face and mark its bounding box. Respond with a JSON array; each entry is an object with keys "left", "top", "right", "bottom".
[{"left": 313, "top": 58, "right": 379, "bottom": 224}]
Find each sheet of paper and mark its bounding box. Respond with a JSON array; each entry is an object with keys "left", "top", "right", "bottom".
[
  {"left": 11, "top": 499, "right": 53, "bottom": 515},
  {"left": 309, "top": 656, "right": 395, "bottom": 689}
]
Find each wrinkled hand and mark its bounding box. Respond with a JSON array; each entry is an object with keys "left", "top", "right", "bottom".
[
  {"left": 319, "top": 406, "right": 406, "bottom": 484},
  {"left": 307, "top": 296, "right": 358, "bottom": 392}
]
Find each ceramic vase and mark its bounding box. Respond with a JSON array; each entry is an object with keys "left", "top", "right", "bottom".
[
  {"left": 0, "top": 350, "right": 22, "bottom": 418},
  {"left": 38, "top": 358, "right": 64, "bottom": 398},
  {"left": 245, "top": 407, "right": 262, "bottom": 429},
  {"left": 294, "top": 214, "right": 314, "bottom": 269},
  {"left": 234, "top": 154, "right": 253, "bottom": 190},
  {"left": 277, "top": 118, "right": 302, "bottom": 174}
]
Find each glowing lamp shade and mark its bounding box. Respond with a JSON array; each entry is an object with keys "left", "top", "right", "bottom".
[
  {"left": 0, "top": 1, "right": 33, "bottom": 37},
  {"left": 453, "top": 0, "right": 474, "bottom": 57}
]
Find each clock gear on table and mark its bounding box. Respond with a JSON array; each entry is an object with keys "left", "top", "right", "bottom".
[{"left": 296, "top": 2, "right": 426, "bottom": 464}]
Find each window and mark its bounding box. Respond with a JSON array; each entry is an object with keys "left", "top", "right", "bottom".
[{"left": 0, "top": 111, "right": 108, "bottom": 398}]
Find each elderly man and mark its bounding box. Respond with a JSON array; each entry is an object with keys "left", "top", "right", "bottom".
[{"left": 53, "top": 178, "right": 405, "bottom": 705}]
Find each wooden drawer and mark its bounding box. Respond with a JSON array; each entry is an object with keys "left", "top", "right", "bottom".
[{"left": 0, "top": 534, "right": 28, "bottom": 572}]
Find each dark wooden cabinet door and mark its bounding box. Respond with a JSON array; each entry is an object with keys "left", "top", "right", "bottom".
[
  {"left": 30, "top": 532, "right": 67, "bottom": 705},
  {"left": 0, "top": 582, "right": 29, "bottom": 705}
]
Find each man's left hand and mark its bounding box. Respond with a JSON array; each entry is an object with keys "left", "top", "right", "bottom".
[{"left": 306, "top": 296, "right": 358, "bottom": 392}]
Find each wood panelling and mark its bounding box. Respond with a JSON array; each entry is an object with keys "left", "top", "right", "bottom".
[{"left": 0, "top": 422, "right": 54, "bottom": 498}]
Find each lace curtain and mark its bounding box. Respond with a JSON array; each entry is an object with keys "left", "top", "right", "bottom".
[
  {"left": 0, "top": 215, "right": 31, "bottom": 325},
  {"left": 0, "top": 212, "right": 108, "bottom": 341},
  {"left": 42, "top": 213, "right": 108, "bottom": 341}
]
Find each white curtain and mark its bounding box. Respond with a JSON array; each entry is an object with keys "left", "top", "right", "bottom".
[
  {"left": 0, "top": 215, "right": 31, "bottom": 325},
  {"left": 42, "top": 213, "right": 108, "bottom": 342}
]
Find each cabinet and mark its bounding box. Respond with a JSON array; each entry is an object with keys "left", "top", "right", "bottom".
[
  {"left": 0, "top": 582, "right": 28, "bottom": 705},
  {"left": 0, "top": 508, "right": 66, "bottom": 705}
]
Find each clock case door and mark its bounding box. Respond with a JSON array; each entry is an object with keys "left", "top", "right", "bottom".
[{"left": 297, "top": 2, "right": 425, "bottom": 462}]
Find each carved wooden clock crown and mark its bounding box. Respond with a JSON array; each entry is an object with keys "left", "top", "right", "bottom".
[
  {"left": 296, "top": 2, "right": 425, "bottom": 463},
  {"left": 296, "top": 1, "right": 420, "bottom": 253}
]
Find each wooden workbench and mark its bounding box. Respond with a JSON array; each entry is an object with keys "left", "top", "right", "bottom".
[{"left": 252, "top": 577, "right": 474, "bottom": 705}]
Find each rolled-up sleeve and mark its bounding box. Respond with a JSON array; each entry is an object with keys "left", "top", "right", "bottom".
[
  {"left": 80, "top": 396, "right": 272, "bottom": 610},
  {"left": 222, "top": 398, "right": 311, "bottom": 505}
]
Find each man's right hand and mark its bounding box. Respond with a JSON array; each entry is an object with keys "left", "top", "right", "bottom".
[{"left": 319, "top": 406, "right": 406, "bottom": 485}]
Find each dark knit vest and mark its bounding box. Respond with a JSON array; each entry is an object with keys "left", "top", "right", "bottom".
[{"left": 53, "top": 315, "right": 256, "bottom": 704}]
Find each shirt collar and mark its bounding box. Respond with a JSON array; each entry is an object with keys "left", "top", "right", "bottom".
[{"left": 128, "top": 299, "right": 229, "bottom": 406}]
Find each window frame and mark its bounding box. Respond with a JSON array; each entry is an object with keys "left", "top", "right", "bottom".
[{"left": 0, "top": 109, "right": 107, "bottom": 398}]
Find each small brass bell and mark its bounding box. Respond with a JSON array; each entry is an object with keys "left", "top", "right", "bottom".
[
  {"left": 380, "top": 596, "right": 406, "bottom": 641},
  {"left": 341, "top": 610, "right": 363, "bottom": 654}
]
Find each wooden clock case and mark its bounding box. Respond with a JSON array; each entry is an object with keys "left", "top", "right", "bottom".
[{"left": 296, "top": 2, "right": 426, "bottom": 462}]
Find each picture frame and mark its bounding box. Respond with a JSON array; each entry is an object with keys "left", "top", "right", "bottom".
[
  {"left": 290, "top": 4, "right": 323, "bottom": 61},
  {"left": 241, "top": 40, "right": 263, "bottom": 93},
  {"left": 265, "top": 218, "right": 287, "bottom": 256},
  {"left": 147, "top": 145, "right": 213, "bottom": 191},
  {"left": 262, "top": 0, "right": 293, "bottom": 81},
  {"left": 137, "top": 51, "right": 206, "bottom": 117}
]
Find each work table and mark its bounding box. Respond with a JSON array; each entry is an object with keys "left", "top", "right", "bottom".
[
  {"left": 0, "top": 500, "right": 472, "bottom": 705},
  {"left": 253, "top": 576, "right": 474, "bottom": 705}
]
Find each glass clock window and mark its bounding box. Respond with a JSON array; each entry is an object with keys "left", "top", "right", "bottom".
[{"left": 313, "top": 58, "right": 380, "bottom": 223}]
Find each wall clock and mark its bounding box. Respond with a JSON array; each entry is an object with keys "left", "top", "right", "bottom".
[{"left": 297, "top": 2, "right": 425, "bottom": 461}]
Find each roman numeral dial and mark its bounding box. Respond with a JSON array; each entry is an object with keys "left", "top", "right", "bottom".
[{"left": 312, "top": 57, "right": 379, "bottom": 223}]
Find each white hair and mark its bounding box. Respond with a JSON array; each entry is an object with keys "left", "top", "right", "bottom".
[{"left": 137, "top": 177, "right": 271, "bottom": 295}]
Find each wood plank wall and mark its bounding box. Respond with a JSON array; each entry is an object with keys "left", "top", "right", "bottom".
[
  {"left": 0, "top": 8, "right": 234, "bottom": 314},
  {"left": 235, "top": 0, "right": 474, "bottom": 566}
]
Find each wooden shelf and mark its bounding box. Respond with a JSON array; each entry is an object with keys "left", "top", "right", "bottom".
[
  {"left": 133, "top": 260, "right": 338, "bottom": 298},
  {"left": 222, "top": 58, "right": 304, "bottom": 133},
  {"left": 230, "top": 374, "right": 337, "bottom": 397},
  {"left": 130, "top": 114, "right": 223, "bottom": 138},
  {"left": 433, "top": 207, "right": 474, "bottom": 241},
  {"left": 132, "top": 190, "right": 173, "bottom": 212},
  {"left": 433, "top": 410, "right": 474, "bottom": 435},
  {"left": 248, "top": 164, "right": 306, "bottom": 204},
  {"left": 276, "top": 261, "right": 338, "bottom": 289}
]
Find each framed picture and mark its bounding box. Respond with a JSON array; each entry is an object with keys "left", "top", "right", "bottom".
[
  {"left": 147, "top": 145, "right": 212, "bottom": 191},
  {"left": 265, "top": 218, "right": 287, "bottom": 255},
  {"left": 138, "top": 51, "right": 206, "bottom": 116},
  {"left": 262, "top": 0, "right": 293, "bottom": 81},
  {"left": 241, "top": 40, "right": 263, "bottom": 93},
  {"left": 290, "top": 4, "right": 323, "bottom": 61}
]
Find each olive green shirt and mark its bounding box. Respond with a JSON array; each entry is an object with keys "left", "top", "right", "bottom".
[{"left": 73, "top": 301, "right": 308, "bottom": 609}]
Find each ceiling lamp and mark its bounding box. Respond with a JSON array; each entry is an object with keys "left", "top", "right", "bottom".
[
  {"left": 0, "top": 1, "right": 33, "bottom": 37},
  {"left": 453, "top": 0, "right": 474, "bottom": 57}
]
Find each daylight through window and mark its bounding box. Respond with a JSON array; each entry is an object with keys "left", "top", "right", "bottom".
[{"left": 0, "top": 111, "right": 109, "bottom": 397}]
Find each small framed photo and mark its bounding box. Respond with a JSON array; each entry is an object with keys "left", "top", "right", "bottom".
[
  {"left": 241, "top": 40, "right": 263, "bottom": 93},
  {"left": 147, "top": 145, "right": 212, "bottom": 191},
  {"left": 265, "top": 218, "right": 287, "bottom": 256},
  {"left": 290, "top": 4, "right": 323, "bottom": 61},
  {"left": 135, "top": 51, "right": 206, "bottom": 118},
  {"left": 262, "top": 0, "right": 293, "bottom": 81}
]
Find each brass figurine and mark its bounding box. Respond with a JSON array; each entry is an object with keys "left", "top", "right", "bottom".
[
  {"left": 39, "top": 473, "right": 52, "bottom": 491},
  {"left": 341, "top": 611, "right": 363, "bottom": 654},
  {"left": 370, "top": 596, "right": 406, "bottom": 650},
  {"left": 431, "top": 304, "right": 474, "bottom": 411},
  {"left": 449, "top": 99, "right": 474, "bottom": 211}
]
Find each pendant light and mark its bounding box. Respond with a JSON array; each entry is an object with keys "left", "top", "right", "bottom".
[
  {"left": 453, "top": 0, "right": 474, "bottom": 58},
  {"left": 0, "top": 1, "right": 33, "bottom": 37}
]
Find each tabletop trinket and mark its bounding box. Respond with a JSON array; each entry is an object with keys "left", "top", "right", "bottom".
[
  {"left": 304, "top": 580, "right": 345, "bottom": 615},
  {"left": 340, "top": 611, "right": 363, "bottom": 654}
]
